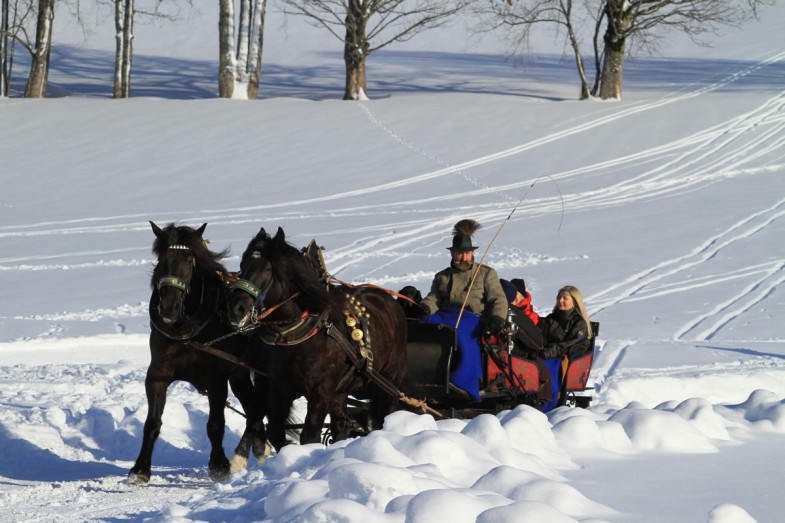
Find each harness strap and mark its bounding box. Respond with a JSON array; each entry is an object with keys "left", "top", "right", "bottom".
[
  {"left": 185, "top": 339, "right": 268, "bottom": 377},
  {"left": 196, "top": 388, "right": 248, "bottom": 419},
  {"left": 325, "top": 276, "right": 419, "bottom": 304},
  {"left": 258, "top": 310, "right": 328, "bottom": 346},
  {"left": 324, "top": 323, "right": 401, "bottom": 399}
]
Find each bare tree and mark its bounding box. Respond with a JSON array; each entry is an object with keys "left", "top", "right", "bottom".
[
  {"left": 282, "top": 0, "right": 468, "bottom": 100},
  {"left": 2, "top": 0, "right": 58, "bottom": 98},
  {"left": 476, "top": 0, "right": 772, "bottom": 100},
  {"left": 113, "top": 0, "right": 134, "bottom": 98},
  {"left": 218, "top": 0, "right": 267, "bottom": 99},
  {"left": 24, "top": 0, "right": 53, "bottom": 97},
  {"left": 474, "top": 0, "right": 593, "bottom": 99},
  {"left": 108, "top": 0, "right": 184, "bottom": 98},
  {"left": 597, "top": 0, "right": 772, "bottom": 99},
  {"left": 1, "top": 0, "right": 7, "bottom": 96}
]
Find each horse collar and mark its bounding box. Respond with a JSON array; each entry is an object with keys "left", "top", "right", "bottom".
[{"left": 258, "top": 310, "right": 328, "bottom": 346}]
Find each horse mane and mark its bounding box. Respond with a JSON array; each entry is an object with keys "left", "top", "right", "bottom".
[
  {"left": 246, "top": 227, "right": 330, "bottom": 312},
  {"left": 151, "top": 223, "right": 230, "bottom": 284}
]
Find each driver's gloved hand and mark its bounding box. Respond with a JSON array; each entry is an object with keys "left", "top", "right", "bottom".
[{"left": 487, "top": 315, "right": 505, "bottom": 335}]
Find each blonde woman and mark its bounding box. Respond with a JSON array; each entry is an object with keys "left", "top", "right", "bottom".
[{"left": 538, "top": 285, "right": 593, "bottom": 359}]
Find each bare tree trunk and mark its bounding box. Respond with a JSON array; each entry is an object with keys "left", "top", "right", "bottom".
[
  {"left": 562, "top": 10, "right": 590, "bottom": 100},
  {"left": 24, "top": 0, "right": 54, "bottom": 98},
  {"left": 218, "top": 0, "right": 236, "bottom": 98},
  {"left": 590, "top": 3, "right": 605, "bottom": 98},
  {"left": 247, "top": 0, "right": 266, "bottom": 99},
  {"left": 342, "top": 0, "right": 368, "bottom": 100},
  {"left": 343, "top": 53, "right": 366, "bottom": 100},
  {"left": 113, "top": 0, "right": 134, "bottom": 98},
  {"left": 237, "top": 0, "right": 250, "bottom": 71},
  {"left": 598, "top": 0, "right": 630, "bottom": 100},
  {"left": 1, "top": 0, "right": 9, "bottom": 96},
  {"left": 599, "top": 32, "right": 624, "bottom": 99}
]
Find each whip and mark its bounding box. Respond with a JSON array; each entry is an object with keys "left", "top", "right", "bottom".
[{"left": 454, "top": 175, "right": 562, "bottom": 330}]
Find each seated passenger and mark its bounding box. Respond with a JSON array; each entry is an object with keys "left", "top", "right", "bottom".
[
  {"left": 538, "top": 285, "right": 592, "bottom": 360},
  {"left": 497, "top": 279, "right": 552, "bottom": 408},
  {"left": 396, "top": 285, "right": 423, "bottom": 319},
  {"left": 510, "top": 278, "right": 540, "bottom": 325},
  {"left": 500, "top": 279, "right": 543, "bottom": 356}
]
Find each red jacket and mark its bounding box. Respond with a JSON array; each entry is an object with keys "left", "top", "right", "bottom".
[{"left": 514, "top": 292, "right": 540, "bottom": 325}]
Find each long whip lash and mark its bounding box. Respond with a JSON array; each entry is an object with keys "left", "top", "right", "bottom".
[
  {"left": 357, "top": 100, "right": 566, "bottom": 326},
  {"left": 454, "top": 175, "right": 563, "bottom": 329}
]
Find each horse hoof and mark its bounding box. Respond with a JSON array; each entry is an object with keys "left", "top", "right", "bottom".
[
  {"left": 127, "top": 470, "right": 151, "bottom": 485},
  {"left": 256, "top": 441, "right": 276, "bottom": 465},
  {"left": 229, "top": 454, "right": 248, "bottom": 475},
  {"left": 208, "top": 462, "right": 231, "bottom": 482}
]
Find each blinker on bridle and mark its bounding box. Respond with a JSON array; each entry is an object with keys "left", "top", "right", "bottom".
[{"left": 230, "top": 250, "right": 273, "bottom": 305}]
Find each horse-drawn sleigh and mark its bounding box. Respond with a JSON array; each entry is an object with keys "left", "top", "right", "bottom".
[{"left": 130, "top": 222, "right": 598, "bottom": 483}]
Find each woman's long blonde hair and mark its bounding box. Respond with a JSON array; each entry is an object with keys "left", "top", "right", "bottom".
[{"left": 554, "top": 285, "right": 592, "bottom": 338}]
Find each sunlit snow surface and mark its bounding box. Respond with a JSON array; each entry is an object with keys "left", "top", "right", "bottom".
[{"left": 1, "top": 4, "right": 784, "bottom": 522}]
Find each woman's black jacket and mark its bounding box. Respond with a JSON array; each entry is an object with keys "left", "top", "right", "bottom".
[{"left": 539, "top": 308, "right": 590, "bottom": 359}]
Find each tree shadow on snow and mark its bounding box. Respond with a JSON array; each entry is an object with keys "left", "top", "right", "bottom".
[
  {"left": 23, "top": 44, "right": 784, "bottom": 101},
  {"left": 697, "top": 343, "right": 785, "bottom": 361}
]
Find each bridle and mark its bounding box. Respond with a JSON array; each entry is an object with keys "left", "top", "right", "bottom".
[
  {"left": 150, "top": 242, "right": 219, "bottom": 339},
  {"left": 228, "top": 251, "right": 322, "bottom": 345},
  {"left": 156, "top": 243, "right": 195, "bottom": 296},
  {"left": 229, "top": 250, "right": 277, "bottom": 325}
]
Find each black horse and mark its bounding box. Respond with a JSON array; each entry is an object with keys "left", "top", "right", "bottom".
[
  {"left": 226, "top": 227, "right": 408, "bottom": 449},
  {"left": 128, "top": 222, "right": 269, "bottom": 484}
]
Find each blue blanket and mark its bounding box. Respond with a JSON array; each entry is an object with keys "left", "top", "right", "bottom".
[
  {"left": 540, "top": 358, "right": 562, "bottom": 412},
  {"left": 426, "top": 309, "right": 482, "bottom": 401}
]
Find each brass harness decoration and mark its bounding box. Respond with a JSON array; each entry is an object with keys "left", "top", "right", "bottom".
[{"left": 343, "top": 292, "right": 373, "bottom": 371}]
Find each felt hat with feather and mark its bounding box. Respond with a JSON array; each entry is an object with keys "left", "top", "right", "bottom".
[{"left": 448, "top": 219, "right": 481, "bottom": 252}]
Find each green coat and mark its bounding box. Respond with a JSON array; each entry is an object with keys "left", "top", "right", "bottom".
[{"left": 421, "top": 262, "right": 508, "bottom": 320}]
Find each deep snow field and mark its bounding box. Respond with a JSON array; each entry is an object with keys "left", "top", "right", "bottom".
[{"left": 1, "top": 3, "right": 784, "bottom": 522}]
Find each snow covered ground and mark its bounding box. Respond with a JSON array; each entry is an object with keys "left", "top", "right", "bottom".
[{"left": 1, "top": 4, "right": 784, "bottom": 522}]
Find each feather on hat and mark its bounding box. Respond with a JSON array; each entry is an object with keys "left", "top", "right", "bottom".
[{"left": 449, "top": 219, "right": 481, "bottom": 251}]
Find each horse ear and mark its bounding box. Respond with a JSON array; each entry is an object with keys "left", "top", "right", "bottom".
[
  {"left": 274, "top": 227, "right": 286, "bottom": 244},
  {"left": 150, "top": 221, "right": 165, "bottom": 239},
  {"left": 257, "top": 227, "right": 267, "bottom": 239},
  {"left": 196, "top": 223, "right": 207, "bottom": 237}
]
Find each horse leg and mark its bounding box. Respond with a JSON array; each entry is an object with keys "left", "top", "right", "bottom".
[
  {"left": 205, "top": 380, "right": 231, "bottom": 481},
  {"left": 267, "top": 389, "right": 294, "bottom": 452},
  {"left": 227, "top": 374, "right": 253, "bottom": 474},
  {"left": 128, "top": 375, "right": 170, "bottom": 484},
  {"left": 300, "top": 395, "right": 331, "bottom": 445},
  {"left": 328, "top": 393, "right": 350, "bottom": 444},
  {"left": 369, "top": 386, "right": 400, "bottom": 431},
  {"left": 228, "top": 373, "right": 271, "bottom": 474},
  {"left": 249, "top": 372, "right": 274, "bottom": 462}
]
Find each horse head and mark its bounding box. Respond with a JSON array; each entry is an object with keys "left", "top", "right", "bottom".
[
  {"left": 150, "top": 221, "right": 227, "bottom": 324},
  {"left": 228, "top": 226, "right": 329, "bottom": 330}
]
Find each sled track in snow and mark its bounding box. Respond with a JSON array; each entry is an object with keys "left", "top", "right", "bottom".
[
  {"left": 1, "top": 49, "right": 782, "bottom": 288},
  {"left": 587, "top": 197, "right": 785, "bottom": 340}
]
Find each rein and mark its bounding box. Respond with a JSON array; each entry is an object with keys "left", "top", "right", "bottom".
[
  {"left": 325, "top": 275, "right": 416, "bottom": 304},
  {"left": 220, "top": 241, "right": 440, "bottom": 417},
  {"left": 228, "top": 266, "right": 328, "bottom": 346}
]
